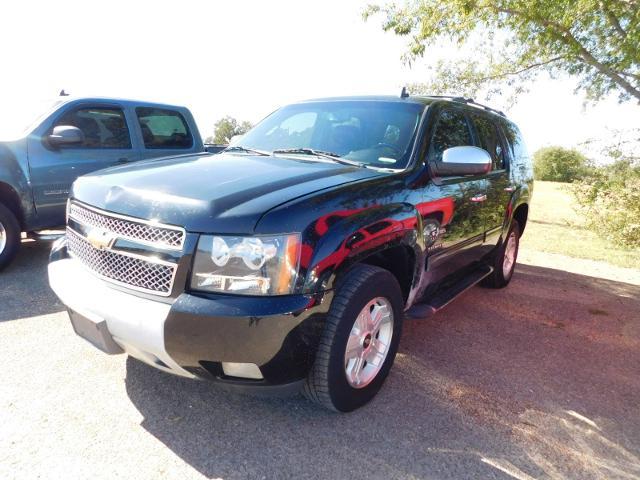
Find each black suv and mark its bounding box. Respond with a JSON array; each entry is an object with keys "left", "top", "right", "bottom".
[{"left": 49, "top": 94, "right": 532, "bottom": 412}]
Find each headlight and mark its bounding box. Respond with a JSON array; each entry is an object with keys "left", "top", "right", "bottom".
[{"left": 191, "top": 234, "right": 301, "bottom": 295}]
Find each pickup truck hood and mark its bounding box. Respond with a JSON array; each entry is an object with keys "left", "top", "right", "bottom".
[{"left": 72, "top": 153, "right": 383, "bottom": 233}]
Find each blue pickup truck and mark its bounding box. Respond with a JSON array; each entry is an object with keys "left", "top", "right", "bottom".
[{"left": 0, "top": 96, "right": 215, "bottom": 270}]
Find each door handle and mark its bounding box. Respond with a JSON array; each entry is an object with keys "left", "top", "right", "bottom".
[
  {"left": 470, "top": 194, "right": 487, "bottom": 203},
  {"left": 117, "top": 157, "right": 131, "bottom": 163},
  {"left": 504, "top": 186, "right": 517, "bottom": 193}
]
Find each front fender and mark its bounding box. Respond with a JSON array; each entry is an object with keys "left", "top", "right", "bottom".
[
  {"left": 0, "top": 138, "right": 34, "bottom": 226},
  {"left": 298, "top": 203, "right": 424, "bottom": 294}
]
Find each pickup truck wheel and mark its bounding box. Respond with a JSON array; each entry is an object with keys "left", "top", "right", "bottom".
[
  {"left": 482, "top": 219, "right": 520, "bottom": 289},
  {"left": 304, "top": 264, "right": 404, "bottom": 412},
  {"left": 0, "top": 203, "right": 20, "bottom": 271}
]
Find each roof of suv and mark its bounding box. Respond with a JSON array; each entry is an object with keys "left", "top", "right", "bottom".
[{"left": 299, "top": 95, "right": 507, "bottom": 119}]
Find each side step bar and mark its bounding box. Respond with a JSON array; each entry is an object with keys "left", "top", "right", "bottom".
[
  {"left": 406, "top": 265, "right": 494, "bottom": 319},
  {"left": 27, "top": 230, "right": 65, "bottom": 242}
]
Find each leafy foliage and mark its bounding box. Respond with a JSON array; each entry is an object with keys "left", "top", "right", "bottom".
[
  {"left": 533, "top": 146, "right": 592, "bottom": 182},
  {"left": 574, "top": 159, "right": 640, "bottom": 248},
  {"left": 205, "top": 116, "right": 253, "bottom": 144},
  {"left": 364, "top": 0, "right": 640, "bottom": 103}
]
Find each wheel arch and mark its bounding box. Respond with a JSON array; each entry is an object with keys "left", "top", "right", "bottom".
[
  {"left": 0, "top": 181, "right": 24, "bottom": 228},
  {"left": 512, "top": 202, "right": 529, "bottom": 236}
]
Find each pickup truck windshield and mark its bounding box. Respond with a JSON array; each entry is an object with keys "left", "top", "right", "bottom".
[{"left": 238, "top": 101, "right": 425, "bottom": 169}]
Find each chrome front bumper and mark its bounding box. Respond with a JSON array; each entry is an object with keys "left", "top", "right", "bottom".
[{"left": 48, "top": 256, "right": 194, "bottom": 379}]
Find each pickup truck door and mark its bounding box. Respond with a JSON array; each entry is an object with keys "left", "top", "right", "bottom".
[
  {"left": 132, "top": 107, "right": 203, "bottom": 160},
  {"left": 422, "top": 107, "right": 486, "bottom": 285},
  {"left": 468, "top": 113, "right": 512, "bottom": 253},
  {"left": 27, "top": 104, "right": 139, "bottom": 227}
]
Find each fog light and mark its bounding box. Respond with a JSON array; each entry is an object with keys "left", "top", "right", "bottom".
[{"left": 222, "top": 362, "right": 263, "bottom": 380}]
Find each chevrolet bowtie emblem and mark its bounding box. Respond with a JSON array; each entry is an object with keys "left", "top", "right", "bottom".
[{"left": 86, "top": 228, "right": 117, "bottom": 250}]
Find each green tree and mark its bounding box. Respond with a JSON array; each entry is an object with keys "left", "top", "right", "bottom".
[
  {"left": 533, "top": 146, "right": 592, "bottom": 182},
  {"left": 206, "top": 116, "right": 253, "bottom": 144},
  {"left": 365, "top": 0, "right": 640, "bottom": 103},
  {"left": 574, "top": 159, "right": 640, "bottom": 247}
]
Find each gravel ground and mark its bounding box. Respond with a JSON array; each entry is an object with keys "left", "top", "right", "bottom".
[{"left": 1, "top": 239, "right": 640, "bottom": 480}]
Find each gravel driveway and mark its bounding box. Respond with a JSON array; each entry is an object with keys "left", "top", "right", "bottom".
[{"left": 1, "top": 240, "right": 639, "bottom": 480}]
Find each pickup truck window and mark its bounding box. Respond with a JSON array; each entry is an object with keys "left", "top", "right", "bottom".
[
  {"left": 135, "top": 107, "right": 193, "bottom": 149},
  {"left": 54, "top": 107, "right": 131, "bottom": 149},
  {"left": 470, "top": 114, "right": 506, "bottom": 170},
  {"left": 429, "top": 109, "right": 473, "bottom": 162}
]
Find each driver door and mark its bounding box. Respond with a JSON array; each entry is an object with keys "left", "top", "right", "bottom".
[
  {"left": 27, "top": 104, "right": 139, "bottom": 227},
  {"left": 422, "top": 106, "right": 487, "bottom": 283}
]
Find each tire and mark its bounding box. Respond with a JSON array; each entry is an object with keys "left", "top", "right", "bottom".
[
  {"left": 482, "top": 219, "right": 520, "bottom": 289},
  {"left": 0, "top": 203, "right": 20, "bottom": 272},
  {"left": 304, "top": 264, "right": 404, "bottom": 412}
]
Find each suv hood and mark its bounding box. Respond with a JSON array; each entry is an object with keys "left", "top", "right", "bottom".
[{"left": 72, "top": 153, "right": 384, "bottom": 233}]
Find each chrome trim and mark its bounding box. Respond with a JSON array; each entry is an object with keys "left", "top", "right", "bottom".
[
  {"left": 69, "top": 201, "right": 186, "bottom": 251},
  {"left": 66, "top": 228, "right": 178, "bottom": 297},
  {"left": 442, "top": 145, "right": 492, "bottom": 165}
]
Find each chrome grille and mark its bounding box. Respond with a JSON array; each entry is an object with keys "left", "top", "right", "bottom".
[
  {"left": 66, "top": 228, "right": 176, "bottom": 295},
  {"left": 69, "top": 202, "right": 185, "bottom": 249}
]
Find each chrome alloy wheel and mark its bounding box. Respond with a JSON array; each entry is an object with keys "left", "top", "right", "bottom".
[
  {"left": 344, "top": 297, "right": 394, "bottom": 389},
  {"left": 0, "top": 221, "right": 6, "bottom": 255},
  {"left": 503, "top": 230, "right": 517, "bottom": 277}
]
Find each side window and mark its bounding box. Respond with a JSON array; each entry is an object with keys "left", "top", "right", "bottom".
[
  {"left": 471, "top": 114, "right": 506, "bottom": 170},
  {"left": 429, "top": 109, "right": 474, "bottom": 162},
  {"left": 135, "top": 107, "right": 193, "bottom": 149},
  {"left": 54, "top": 107, "right": 131, "bottom": 149},
  {"left": 499, "top": 119, "right": 528, "bottom": 164}
]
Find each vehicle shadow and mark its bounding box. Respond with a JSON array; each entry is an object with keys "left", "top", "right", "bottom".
[
  {"left": 0, "top": 239, "right": 65, "bottom": 321},
  {"left": 125, "top": 263, "right": 640, "bottom": 480}
]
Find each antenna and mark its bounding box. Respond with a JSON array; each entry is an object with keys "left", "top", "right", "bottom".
[
  {"left": 59, "top": 89, "right": 69, "bottom": 97},
  {"left": 400, "top": 86, "right": 409, "bottom": 98}
]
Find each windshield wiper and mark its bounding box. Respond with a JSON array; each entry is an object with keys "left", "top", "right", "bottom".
[
  {"left": 224, "top": 145, "right": 271, "bottom": 156},
  {"left": 272, "top": 148, "right": 367, "bottom": 168}
]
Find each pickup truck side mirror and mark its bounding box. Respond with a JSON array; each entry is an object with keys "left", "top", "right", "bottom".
[
  {"left": 431, "top": 146, "right": 492, "bottom": 177},
  {"left": 48, "top": 125, "right": 85, "bottom": 147}
]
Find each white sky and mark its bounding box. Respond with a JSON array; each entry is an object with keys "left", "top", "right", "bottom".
[{"left": 1, "top": 0, "right": 637, "bottom": 157}]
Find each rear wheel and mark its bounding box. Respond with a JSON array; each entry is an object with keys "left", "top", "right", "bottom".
[
  {"left": 482, "top": 219, "right": 520, "bottom": 289},
  {"left": 304, "top": 264, "right": 404, "bottom": 412},
  {"left": 0, "top": 203, "right": 20, "bottom": 271}
]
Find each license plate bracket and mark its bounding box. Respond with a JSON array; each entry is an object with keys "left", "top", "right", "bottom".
[{"left": 68, "top": 309, "right": 124, "bottom": 354}]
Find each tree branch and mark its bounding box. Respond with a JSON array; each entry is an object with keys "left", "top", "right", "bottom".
[
  {"left": 470, "top": 56, "right": 565, "bottom": 84},
  {"left": 486, "top": 4, "right": 640, "bottom": 101},
  {"left": 600, "top": 2, "right": 627, "bottom": 37}
]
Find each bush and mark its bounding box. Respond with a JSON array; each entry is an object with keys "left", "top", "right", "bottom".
[
  {"left": 574, "top": 160, "right": 640, "bottom": 248},
  {"left": 533, "top": 146, "right": 592, "bottom": 182}
]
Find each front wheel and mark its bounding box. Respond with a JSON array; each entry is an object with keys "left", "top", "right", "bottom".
[
  {"left": 482, "top": 219, "right": 520, "bottom": 289},
  {"left": 304, "top": 264, "right": 404, "bottom": 412},
  {"left": 0, "top": 203, "right": 20, "bottom": 272}
]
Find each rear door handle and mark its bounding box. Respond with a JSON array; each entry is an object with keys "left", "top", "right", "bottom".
[
  {"left": 470, "top": 194, "right": 487, "bottom": 203},
  {"left": 504, "top": 186, "right": 516, "bottom": 193},
  {"left": 117, "top": 157, "right": 131, "bottom": 164}
]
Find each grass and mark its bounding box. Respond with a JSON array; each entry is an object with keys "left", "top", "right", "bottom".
[{"left": 520, "top": 181, "right": 640, "bottom": 269}]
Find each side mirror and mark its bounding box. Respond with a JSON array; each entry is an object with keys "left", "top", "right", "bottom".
[
  {"left": 431, "top": 146, "right": 492, "bottom": 177},
  {"left": 48, "top": 125, "right": 84, "bottom": 147}
]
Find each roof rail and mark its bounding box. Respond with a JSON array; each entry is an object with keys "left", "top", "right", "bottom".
[{"left": 426, "top": 95, "right": 506, "bottom": 117}]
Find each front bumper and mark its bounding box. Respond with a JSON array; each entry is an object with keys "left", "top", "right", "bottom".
[{"left": 48, "top": 239, "right": 330, "bottom": 392}]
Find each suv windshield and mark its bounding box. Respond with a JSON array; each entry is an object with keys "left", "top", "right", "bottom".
[{"left": 237, "top": 101, "right": 425, "bottom": 169}]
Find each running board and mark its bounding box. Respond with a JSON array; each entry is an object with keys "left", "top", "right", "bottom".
[
  {"left": 27, "top": 230, "right": 65, "bottom": 242},
  {"left": 406, "top": 265, "right": 493, "bottom": 319}
]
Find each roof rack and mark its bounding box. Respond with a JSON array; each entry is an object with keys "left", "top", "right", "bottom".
[{"left": 423, "top": 95, "right": 506, "bottom": 117}]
